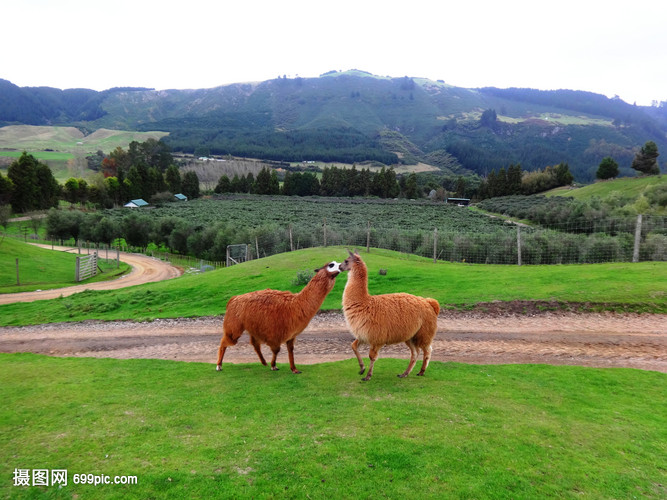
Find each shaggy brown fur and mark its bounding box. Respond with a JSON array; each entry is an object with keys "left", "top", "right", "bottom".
[
  {"left": 216, "top": 261, "right": 340, "bottom": 373},
  {"left": 339, "top": 250, "right": 440, "bottom": 381}
]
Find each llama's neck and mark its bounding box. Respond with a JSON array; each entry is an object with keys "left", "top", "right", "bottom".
[
  {"left": 297, "top": 274, "right": 332, "bottom": 315},
  {"left": 343, "top": 262, "right": 369, "bottom": 304}
]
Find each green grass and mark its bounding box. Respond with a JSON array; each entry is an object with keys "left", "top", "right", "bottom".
[
  {"left": 0, "top": 247, "right": 665, "bottom": 326},
  {"left": 0, "top": 239, "right": 130, "bottom": 293},
  {"left": 546, "top": 175, "right": 667, "bottom": 200},
  {"left": 0, "top": 150, "right": 74, "bottom": 161},
  {"left": 1, "top": 354, "right": 665, "bottom": 499}
]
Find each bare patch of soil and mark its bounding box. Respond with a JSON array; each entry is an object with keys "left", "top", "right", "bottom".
[{"left": 1, "top": 310, "right": 665, "bottom": 373}]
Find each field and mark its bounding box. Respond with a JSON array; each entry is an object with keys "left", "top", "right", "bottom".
[
  {"left": 0, "top": 239, "right": 130, "bottom": 293},
  {"left": 546, "top": 175, "right": 667, "bottom": 201},
  {"left": 103, "top": 197, "right": 509, "bottom": 233},
  {"left": 0, "top": 125, "right": 168, "bottom": 182},
  {"left": 1, "top": 354, "right": 665, "bottom": 498},
  {"left": 1, "top": 247, "right": 665, "bottom": 327}
]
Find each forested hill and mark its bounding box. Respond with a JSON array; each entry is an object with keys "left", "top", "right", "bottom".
[{"left": 1, "top": 71, "right": 666, "bottom": 182}]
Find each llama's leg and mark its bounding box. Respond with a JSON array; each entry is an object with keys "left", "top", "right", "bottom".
[
  {"left": 398, "top": 340, "right": 418, "bottom": 378},
  {"left": 417, "top": 343, "right": 433, "bottom": 376},
  {"left": 269, "top": 344, "right": 281, "bottom": 371},
  {"left": 362, "top": 345, "right": 381, "bottom": 381},
  {"left": 351, "top": 338, "right": 366, "bottom": 375},
  {"left": 285, "top": 339, "right": 301, "bottom": 374},
  {"left": 250, "top": 336, "right": 267, "bottom": 366},
  {"left": 216, "top": 332, "right": 240, "bottom": 371}
]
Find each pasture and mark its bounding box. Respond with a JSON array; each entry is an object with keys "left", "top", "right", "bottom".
[
  {"left": 0, "top": 125, "right": 168, "bottom": 182},
  {"left": 1, "top": 354, "right": 664, "bottom": 498},
  {"left": 0, "top": 239, "right": 130, "bottom": 293},
  {"left": 1, "top": 247, "right": 665, "bottom": 327}
]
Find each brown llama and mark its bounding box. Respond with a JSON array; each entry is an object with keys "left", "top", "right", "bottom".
[
  {"left": 216, "top": 261, "right": 341, "bottom": 373},
  {"left": 339, "top": 250, "right": 440, "bottom": 381}
]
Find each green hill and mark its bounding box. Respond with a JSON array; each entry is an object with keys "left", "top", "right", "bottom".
[{"left": 1, "top": 72, "right": 666, "bottom": 182}]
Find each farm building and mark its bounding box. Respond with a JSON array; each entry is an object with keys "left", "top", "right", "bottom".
[
  {"left": 124, "top": 199, "right": 149, "bottom": 208},
  {"left": 446, "top": 197, "right": 471, "bottom": 206}
]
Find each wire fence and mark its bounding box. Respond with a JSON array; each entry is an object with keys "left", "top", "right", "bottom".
[
  {"left": 7, "top": 214, "right": 666, "bottom": 268},
  {"left": 247, "top": 215, "right": 666, "bottom": 265}
]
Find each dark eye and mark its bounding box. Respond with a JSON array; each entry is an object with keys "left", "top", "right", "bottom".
[{"left": 328, "top": 263, "right": 334, "bottom": 268}]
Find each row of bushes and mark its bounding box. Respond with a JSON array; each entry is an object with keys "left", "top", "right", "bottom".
[{"left": 44, "top": 209, "right": 666, "bottom": 265}]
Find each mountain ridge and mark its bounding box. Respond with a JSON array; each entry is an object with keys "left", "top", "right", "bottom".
[{"left": 1, "top": 71, "right": 665, "bottom": 181}]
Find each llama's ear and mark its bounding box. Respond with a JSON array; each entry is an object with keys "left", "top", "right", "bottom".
[{"left": 347, "top": 249, "right": 355, "bottom": 257}]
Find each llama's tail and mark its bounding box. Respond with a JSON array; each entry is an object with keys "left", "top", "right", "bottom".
[{"left": 426, "top": 298, "right": 440, "bottom": 316}]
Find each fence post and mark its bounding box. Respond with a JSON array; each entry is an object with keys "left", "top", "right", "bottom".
[
  {"left": 289, "top": 224, "right": 294, "bottom": 252},
  {"left": 255, "top": 237, "right": 260, "bottom": 260},
  {"left": 366, "top": 221, "right": 371, "bottom": 253},
  {"left": 517, "top": 226, "right": 522, "bottom": 266},
  {"left": 323, "top": 218, "right": 327, "bottom": 247},
  {"left": 16, "top": 258, "right": 20, "bottom": 285},
  {"left": 75, "top": 256, "right": 80, "bottom": 282},
  {"left": 632, "top": 214, "right": 643, "bottom": 263},
  {"left": 116, "top": 248, "right": 120, "bottom": 269},
  {"left": 433, "top": 228, "right": 438, "bottom": 263}
]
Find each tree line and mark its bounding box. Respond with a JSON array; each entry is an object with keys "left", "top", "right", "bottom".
[{"left": 0, "top": 141, "right": 202, "bottom": 213}]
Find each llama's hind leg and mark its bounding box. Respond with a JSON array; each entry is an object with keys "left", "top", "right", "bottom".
[
  {"left": 398, "top": 340, "right": 418, "bottom": 378},
  {"left": 362, "top": 345, "right": 381, "bottom": 381},
  {"left": 286, "top": 338, "right": 301, "bottom": 374},
  {"left": 351, "top": 338, "right": 366, "bottom": 375},
  {"left": 250, "top": 336, "right": 267, "bottom": 366},
  {"left": 417, "top": 343, "right": 433, "bottom": 376}
]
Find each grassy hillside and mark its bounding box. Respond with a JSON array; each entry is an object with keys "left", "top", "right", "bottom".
[
  {"left": 1, "top": 247, "right": 665, "bottom": 326},
  {"left": 547, "top": 175, "right": 666, "bottom": 201},
  {"left": 0, "top": 125, "right": 168, "bottom": 181},
  {"left": 0, "top": 239, "right": 130, "bottom": 293},
  {"left": 1, "top": 354, "right": 664, "bottom": 498}
]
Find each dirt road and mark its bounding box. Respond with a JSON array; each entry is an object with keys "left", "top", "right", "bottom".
[
  {"left": 1, "top": 311, "right": 665, "bottom": 373},
  {"left": 0, "top": 245, "right": 182, "bottom": 305}
]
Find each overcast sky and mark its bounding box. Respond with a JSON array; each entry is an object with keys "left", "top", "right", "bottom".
[{"left": 2, "top": 0, "right": 665, "bottom": 106}]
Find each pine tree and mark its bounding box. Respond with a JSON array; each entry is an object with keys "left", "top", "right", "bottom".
[{"left": 631, "top": 141, "right": 660, "bottom": 175}]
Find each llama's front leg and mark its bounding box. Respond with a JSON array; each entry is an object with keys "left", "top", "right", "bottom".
[
  {"left": 269, "top": 345, "right": 281, "bottom": 371},
  {"left": 285, "top": 339, "right": 301, "bottom": 374},
  {"left": 250, "top": 336, "right": 267, "bottom": 366},
  {"left": 351, "top": 338, "right": 365, "bottom": 375},
  {"left": 362, "top": 346, "right": 381, "bottom": 381},
  {"left": 216, "top": 334, "right": 236, "bottom": 371},
  {"left": 417, "top": 344, "right": 433, "bottom": 376},
  {"left": 398, "top": 340, "right": 418, "bottom": 378}
]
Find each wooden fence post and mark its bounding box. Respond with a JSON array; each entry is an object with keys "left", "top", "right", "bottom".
[
  {"left": 323, "top": 218, "right": 327, "bottom": 247},
  {"left": 289, "top": 224, "right": 294, "bottom": 252},
  {"left": 632, "top": 214, "right": 643, "bottom": 263},
  {"left": 433, "top": 228, "right": 438, "bottom": 263},
  {"left": 517, "top": 226, "right": 522, "bottom": 266},
  {"left": 366, "top": 221, "right": 371, "bottom": 253}
]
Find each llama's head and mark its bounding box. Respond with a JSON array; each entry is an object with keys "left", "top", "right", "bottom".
[
  {"left": 339, "top": 249, "right": 363, "bottom": 272},
  {"left": 315, "top": 261, "right": 341, "bottom": 280}
]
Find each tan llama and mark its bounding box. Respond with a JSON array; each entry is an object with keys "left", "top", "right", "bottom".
[{"left": 339, "top": 250, "right": 440, "bottom": 381}]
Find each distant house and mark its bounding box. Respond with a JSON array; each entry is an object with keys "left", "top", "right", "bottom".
[
  {"left": 124, "top": 199, "right": 149, "bottom": 208},
  {"left": 446, "top": 197, "right": 471, "bottom": 206},
  {"left": 174, "top": 193, "right": 188, "bottom": 201}
]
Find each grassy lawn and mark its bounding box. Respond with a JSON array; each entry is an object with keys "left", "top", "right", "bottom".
[
  {"left": 0, "top": 246, "right": 665, "bottom": 326},
  {"left": 1, "top": 354, "right": 664, "bottom": 498},
  {"left": 0, "top": 239, "right": 130, "bottom": 293}
]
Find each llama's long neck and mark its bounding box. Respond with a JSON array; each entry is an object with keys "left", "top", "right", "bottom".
[
  {"left": 343, "top": 261, "right": 369, "bottom": 305},
  {"left": 297, "top": 273, "right": 332, "bottom": 316}
]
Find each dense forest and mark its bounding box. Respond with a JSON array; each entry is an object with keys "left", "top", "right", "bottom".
[{"left": 1, "top": 72, "right": 666, "bottom": 182}]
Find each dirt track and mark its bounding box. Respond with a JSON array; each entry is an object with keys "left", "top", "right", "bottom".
[
  {"left": 1, "top": 311, "right": 665, "bottom": 373},
  {"left": 1, "top": 245, "right": 665, "bottom": 373},
  {"left": 0, "top": 245, "right": 182, "bottom": 305}
]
